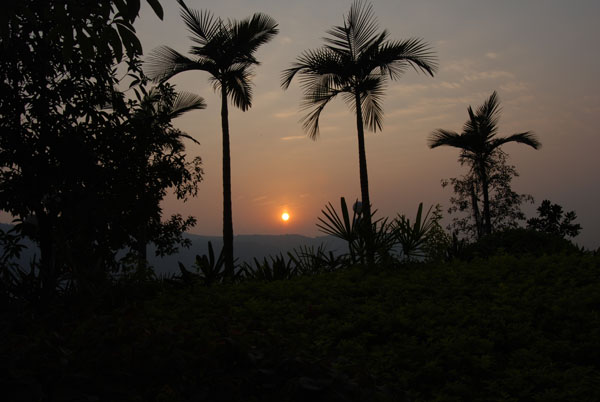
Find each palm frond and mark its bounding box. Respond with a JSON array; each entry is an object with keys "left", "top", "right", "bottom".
[
  {"left": 368, "top": 38, "right": 438, "bottom": 80},
  {"left": 300, "top": 84, "right": 343, "bottom": 139},
  {"left": 232, "top": 13, "right": 279, "bottom": 60},
  {"left": 223, "top": 65, "right": 253, "bottom": 111},
  {"left": 170, "top": 92, "right": 206, "bottom": 119},
  {"left": 360, "top": 75, "right": 385, "bottom": 132},
  {"left": 176, "top": 0, "right": 221, "bottom": 46},
  {"left": 428, "top": 129, "right": 463, "bottom": 149},
  {"left": 281, "top": 48, "right": 344, "bottom": 90},
  {"left": 489, "top": 131, "right": 541, "bottom": 150},
  {"left": 145, "top": 46, "right": 200, "bottom": 82},
  {"left": 325, "top": 0, "right": 379, "bottom": 58}
]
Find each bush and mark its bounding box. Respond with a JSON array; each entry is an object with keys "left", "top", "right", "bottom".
[{"left": 460, "top": 228, "right": 581, "bottom": 259}]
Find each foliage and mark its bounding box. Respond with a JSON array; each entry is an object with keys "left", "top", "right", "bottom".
[
  {"left": 430, "top": 91, "right": 540, "bottom": 237},
  {"left": 317, "top": 197, "right": 361, "bottom": 263},
  {"left": 461, "top": 228, "right": 581, "bottom": 259},
  {"left": 317, "top": 197, "right": 395, "bottom": 264},
  {"left": 1, "top": 0, "right": 163, "bottom": 64},
  {"left": 0, "top": 0, "right": 201, "bottom": 298},
  {"left": 242, "top": 255, "right": 298, "bottom": 282},
  {"left": 527, "top": 199, "right": 582, "bottom": 238},
  {"left": 288, "top": 244, "right": 346, "bottom": 275},
  {"left": 2, "top": 254, "right": 599, "bottom": 401},
  {"left": 393, "top": 203, "right": 445, "bottom": 261},
  {"left": 442, "top": 150, "right": 534, "bottom": 241}
]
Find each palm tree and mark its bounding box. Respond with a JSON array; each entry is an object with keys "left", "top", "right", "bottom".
[
  {"left": 146, "top": 0, "right": 278, "bottom": 277},
  {"left": 281, "top": 0, "right": 436, "bottom": 261},
  {"left": 428, "top": 91, "right": 541, "bottom": 236}
]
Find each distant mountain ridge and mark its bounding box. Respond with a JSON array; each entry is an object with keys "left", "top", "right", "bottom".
[{"left": 0, "top": 224, "right": 347, "bottom": 276}]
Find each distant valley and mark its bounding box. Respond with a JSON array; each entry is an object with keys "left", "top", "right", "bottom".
[{"left": 0, "top": 224, "right": 347, "bottom": 276}]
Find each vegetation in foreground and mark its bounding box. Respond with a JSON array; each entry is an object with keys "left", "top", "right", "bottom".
[{"left": 2, "top": 252, "right": 599, "bottom": 402}]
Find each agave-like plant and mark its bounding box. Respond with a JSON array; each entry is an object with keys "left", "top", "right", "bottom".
[
  {"left": 288, "top": 244, "right": 345, "bottom": 275},
  {"left": 393, "top": 203, "right": 442, "bottom": 261},
  {"left": 317, "top": 197, "right": 361, "bottom": 263},
  {"left": 317, "top": 197, "right": 395, "bottom": 264},
  {"left": 242, "top": 255, "right": 296, "bottom": 282}
]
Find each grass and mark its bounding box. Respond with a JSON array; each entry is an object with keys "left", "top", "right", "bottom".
[{"left": 2, "top": 253, "right": 599, "bottom": 401}]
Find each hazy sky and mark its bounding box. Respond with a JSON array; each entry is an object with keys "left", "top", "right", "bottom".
[{"left": 47, "top": 0, "right": 600, "bottom": 247}]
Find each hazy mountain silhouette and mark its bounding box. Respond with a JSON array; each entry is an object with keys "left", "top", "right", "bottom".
[{"left": 0, "top": 224, "right": 347, "bottom": 276}]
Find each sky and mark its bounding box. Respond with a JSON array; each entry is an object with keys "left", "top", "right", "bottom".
[{"left": 39, "top": 0, "right": 600, "bottom": 247}]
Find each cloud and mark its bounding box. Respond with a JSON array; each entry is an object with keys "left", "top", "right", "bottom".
[
  {"left": 486, "top": 52, "right": 499, "bottom": 59},
  {"left": 273, "top": 110, "right": 298, "bottom": 119},
  {"left": 280, "top": 135, "right": 306, "bottom": 141},
  {"left": 392, "top": 83, "right": 430, "bottom": 96},
  {"left": 437, "top": 81, "right": 461, "bottom": 89},
  {"left": 499, "top": 82, "right": 529, "bottom": 92},
  {"left": 463, "top": 70, "right": 515, "bottom": 82},
  {"left": 280, "top": 36, "right": 292, "bottom": 45},
  {"left": 252, "top": 195, "right": 267, "bottom": 202}
]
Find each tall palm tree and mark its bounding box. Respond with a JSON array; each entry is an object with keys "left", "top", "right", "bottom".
[
  {"left": 428, "top": 91, "right": 541, "bottom": 236},
  {"left": 281, "top": 0, "right": 436, "bottom": 261},
  {"left": 146, "top": 0, "right": 278, "bottom": 277}
]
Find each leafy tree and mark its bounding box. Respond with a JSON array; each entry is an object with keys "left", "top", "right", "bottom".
[
  {"left": 121, "top": 81, "right": 205, "bottom": 266},
  {"left": 146, "top": 0, "right": 278, "bottom": 277},
  {"left": 527, "top": 200, "right": 582, "bottom": 238},
  {"left": 429, "top": 91, "right": 540, "bottom": 237},
  {"left": 0, "top": 0, "right": 204, "bottom": 297},
  {"left": 442, "top": 150, "right": 534, "bottom": 240},
  {"left": 281, "top": 0, "right": 436, "bottom": 261},
  {"left": 2, "top": 0, "right": 163, "bottom": 63}
]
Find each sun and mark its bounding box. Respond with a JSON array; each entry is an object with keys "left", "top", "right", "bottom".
[{"left": 281, "top": 212, "right": 290, "bottom": 222}]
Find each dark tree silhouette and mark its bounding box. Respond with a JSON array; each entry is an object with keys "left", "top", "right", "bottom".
[
  {"left": 124, "top": 82, "right": 206, "bottom": 265},
  {"left": 281, "top": 0, "right": 436, "bottom": 261},
  {"left": 429, "top": 91, "right": 541, "bottom": 237},
  {"left": 146, "top": 0, "right": 278, "bottom": 277},
  {"left": 442, "top": 150, "right": 534, "bottom": 240},
  {"left": 0, "top": 0, "right": 205, "bottom": 298},
  {"left": 527, "top": 200, "right": 581, "bottom": 238}
]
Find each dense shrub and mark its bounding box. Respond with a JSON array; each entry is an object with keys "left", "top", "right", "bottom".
[
  {"left": 2, "top": 254, "right": 599, "bottom": 401},
  {"left": 460, "top": 228, "right": 581, "bottom": 259}
]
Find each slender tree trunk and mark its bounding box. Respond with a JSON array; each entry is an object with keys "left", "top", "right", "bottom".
[
  {"left": 220, "top": 84, "right": 234, "bottom": 278},
  {"left": 480, "top": 165, "right": 492, "bottom": 235},
  {"left": 470, "top": 181, "right": 483, "bottom": 240},
  {"left": 136, "top": 224, "right": 147, "bottom": 268},
  {"left": 38, "top": 210, "right": 56, "bottom": 301},
  {"left": 354, "top": 89, "right": 373, "bottom": 264}
]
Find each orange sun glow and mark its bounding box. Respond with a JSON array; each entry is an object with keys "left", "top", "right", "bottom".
[{"left": 281, "top": 212, "right": 290, "bottom": 222}]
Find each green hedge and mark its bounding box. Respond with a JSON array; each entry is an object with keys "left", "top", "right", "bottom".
[{"left": 2, "top": 253, "right": 599, "bottom": 401}]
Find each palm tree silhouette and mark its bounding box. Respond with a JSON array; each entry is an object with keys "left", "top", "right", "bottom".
[
  {"left": 428, "top": 91, "right": 541, "bottom": 236},
  {"left": 146, "top": 0, "right": 278, "bottom": 276},
  {"left": 281, "top": 0, "right": 436, "bottom": 261}
]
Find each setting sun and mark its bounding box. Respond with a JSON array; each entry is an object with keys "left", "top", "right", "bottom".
[{"left": 281, "top": 212, "right": 290, "bottom": 222}]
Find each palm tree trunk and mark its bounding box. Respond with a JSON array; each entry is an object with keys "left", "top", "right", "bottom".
[
  {"left": 480, "top": 167, "right": 492, "bottom": 235},
  {"left": 220, "top": 84, "right": 234, "bottom": 278},
  {"left": 354, "top": 89, "right": 373, "bottom": 263},
  {"left": 469, "top": 181, "right": 483, "bottom": 239}
]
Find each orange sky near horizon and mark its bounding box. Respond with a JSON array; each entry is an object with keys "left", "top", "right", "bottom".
[{"left": 3, "top": 0, "right": 599, "bottom": 250}]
